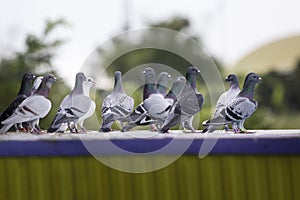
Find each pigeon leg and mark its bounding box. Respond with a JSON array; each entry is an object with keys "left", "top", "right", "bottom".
[
  {"left": 183, "top": 117, "right": 195, "bottom": 132},
  {"left": 150, "top": 124, "right": 158, "bottom": 131}
]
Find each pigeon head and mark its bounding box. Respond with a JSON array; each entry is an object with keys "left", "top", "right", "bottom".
[
  {"left": 187, "top": 66, "right": 201, "bottom": 76},
  {"left": 172, "top": 76, "right": 186, "bottom": 93},
  {"left": 156, "top": 72, "right": 172, "bottom": 95},
  {"left": 244, "top": 72, "right": 263, "bottom": 84},
  {"left": 18, "top": 73, "right": 36, "bottom": 96},
  {"left": 143, "top": 67, "right": 156, "bottom": 84},
  {"left": 36, "top": 74, "right": 57, "bottom": 97},
  {"left": 186, "top": 66, "right": 200, "bottom": 89},
  {"left": 76, "top": 72, "right": 87, "bottom": 84},
  {"left": 44, "top": 74, "right": 58, "bottom": 86},
  {"left": 225, "top": 74, "right": 239, "bottom": 88},
  {"left": 23, "top": 73, "right": 36, "bottom": 81},
  {"left": 239, "top": 72, "right": 262, "bottom": 99}
]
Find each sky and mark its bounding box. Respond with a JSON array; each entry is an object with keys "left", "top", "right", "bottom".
[{"left": 1, "top": 0, "right": 300, "bottom": 86}]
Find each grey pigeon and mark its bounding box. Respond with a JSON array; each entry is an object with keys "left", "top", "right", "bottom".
[
  {"left": 150, "top": 71, "right": 171, "bottom": 131},
  {"left": 0, "top": 73, "right": 35, "bottom": 124},
  {"left": 76, "top": 77, "right": 96, "bottom": 132},
  {"left": 202, "top": 72, "right": 262, "bottom": 133},
  {"left": 122, "top": 68, "right": 172, "bottom": 131},
  {"left": 202, "top": 74, "right": 240, "bottom": 130},
  {"left": 0, "top": 74, "right": 57, "bottom": 134},
  {"left": 48, "top": 72, "right": 90, "bottom": 133},
  {"left": 99, "top": 71, "right": 134, "bottom": 132},
  {"left": 179, "top": 66, "right": 204, "bottom": 132}
]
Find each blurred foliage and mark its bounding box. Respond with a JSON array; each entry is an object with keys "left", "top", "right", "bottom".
[{"left": 0, "top": 18, "right": 70, "bottom": 129}]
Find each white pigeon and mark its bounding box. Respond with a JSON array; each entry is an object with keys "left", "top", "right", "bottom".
[
  {"left": 48, "top": 72, "right": 91, "bottom": 133},
  {"left": 202, "top": 73, "right": 262, "bottom": 133},
  {"left": 0, "top": 74, "right": 57, "bottom": 134},
  {"left": 99, "top": 71, "right": 134, "bottom": 132},
  {"left": 75, "top": 77, "right": 96, "bottom": 132}
]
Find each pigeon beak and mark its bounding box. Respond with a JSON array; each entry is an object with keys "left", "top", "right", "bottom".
[
  {"left": 225, "top": 77, "right": 230, "bottom": 82},
  {"left": 168, "top": 74, "right": 172, "bottom": 78},
  {"left": 143, "top": 70, "right": 146, "bottom": 75},
  {"left": 32, "top": 75, "right": 36, "bottom": 79},
  {"left": 258, "top": 77, "right": 263, "bottom": 83},
  {"left": 197, "top": 69, "right": 201, "bottom": 74}
]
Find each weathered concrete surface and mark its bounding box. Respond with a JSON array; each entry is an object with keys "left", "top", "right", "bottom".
[{"left": 0, "top": 129, "right": 299, "bottom": 141}]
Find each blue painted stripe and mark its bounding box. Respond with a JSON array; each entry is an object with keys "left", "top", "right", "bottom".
[{"left": 0, "top": 137, "right": 300, "bottom": 157}]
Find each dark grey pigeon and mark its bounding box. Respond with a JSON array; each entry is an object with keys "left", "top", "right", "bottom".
[
  {"left": 0, "top": 73, "right": 35, "bottom": 130},
  {"left": 202, "top": 72, "right": 262, "bottom": 133},
  {"left": 179, "top": 66, "right": 204, "bottom": 132},
  {"left": 159, "top": 75, "right": 203, "bottom": 133},
  {"left": 0, "top": 74, "right": 57, "bottom": 134},
  {"left": 99, "top": 71, "right": 134, "bottom": 132},
  {"left": 48, "top": 72, "right": 90, "bottom": 133}
]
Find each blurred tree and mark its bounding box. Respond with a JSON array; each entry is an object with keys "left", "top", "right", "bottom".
[
  {"left": 0, "top": 18, "right": 70, "bottom": 129},
  {"left": 96, "top": 16, "right": 223, "bottom": 76}
]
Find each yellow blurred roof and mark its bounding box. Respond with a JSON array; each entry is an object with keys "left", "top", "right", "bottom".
[{"left": 228, "top": 35, "right": 300, "bottom": 74}]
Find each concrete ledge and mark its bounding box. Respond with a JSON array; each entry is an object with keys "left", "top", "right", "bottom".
[{"left": 0, "top": 130, "right": 299, "bottom": 157}]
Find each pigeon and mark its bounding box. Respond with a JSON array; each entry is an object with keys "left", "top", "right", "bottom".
[
  {"left": 202, "top": 72, "right": 262, "bottom": 133},
  {"left": 0, "top": 73, "right": 36, "bottom": 124},
  {"left": 75, "top": 77, "right": 96, "bottom": 132},
  {"left": 0, "top": 74, "right": 57, "bottom": 134},
  {"left": 179, "top": 66, "right": 204, "bottom": 132},
  {"left": 156, "top": 72, "right": 172, "bottom": 96},
  {"left": 202, "top": 74, "right": 240, "bottom": 131},
  {"left": 22, "top": 76, "right": 44, "bottom": 132},
  {"left": 159, "top": 72, "right": 203, "bottom": 133},
  {"left": 47, "top": 72, "right": 90, "bottom": 133},
  {"left": 122, "top": 68, "right": 172, "bottom": 131},
  {"left": 99, "top": 71, "right": 134, "bottom": 132},
  {"left": 150, "top": 71, "right": 171, "bottom": 131}
]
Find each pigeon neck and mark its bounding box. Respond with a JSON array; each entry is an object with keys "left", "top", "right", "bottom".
[
  {"left": 36, "top": 81, "right": 51, "bottom": 98},
  {"left": 239, "top": 81, "right": 256, "bottom": 99},
  {"left": 186, "top": 73, "right": 197, "bottom": 90},
  {"left": 143, "top": 82, "right": 157, "bottom": 100},
  {"left": 18, "top": 78, "right": 32, "bottom": 97},
  {"left": 230, "top": 81, "right": 240, "bottom": 90},
  {"left": 113, "top": 76, "right": 124, "bottom": 94},
  {"left": 165, "top": 84, "right": 181, "bottom": 101},
  {"left": 72, "top": 79, "right": 84, "bottom": 96},
  {"left": 157, "top": 83, "right": 167, "bottom": 95},
  {"left": 83, "top": 85, "right": 92, "bottom": 96}
]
